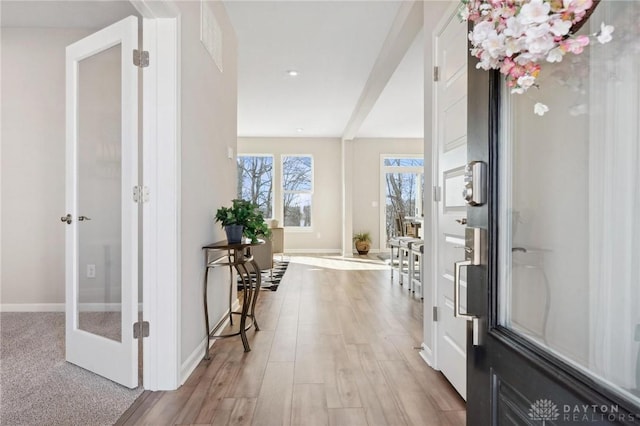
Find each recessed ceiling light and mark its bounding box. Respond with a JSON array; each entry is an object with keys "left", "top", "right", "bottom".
[
  {"left": 296, "top": 128, "right": 304, "bottom": 133},
  {"left": 286, "top": 70, "right": 299, "bottom": 77}
]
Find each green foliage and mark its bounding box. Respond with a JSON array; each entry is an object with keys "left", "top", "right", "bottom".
[
  {"left": 215, "top": 199, "right": 272, "bottom": 243},
  {"left": 352, "top": 232, "right": 371, "bottom": 243}
]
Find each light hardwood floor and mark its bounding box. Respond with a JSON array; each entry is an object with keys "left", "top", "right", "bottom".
[{"left": 117, "top": 255, "right": 466, "bottom": 426}]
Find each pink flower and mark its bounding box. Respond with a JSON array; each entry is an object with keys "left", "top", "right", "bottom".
[
  {"left": 500, "top": 57, "right": 516, "bottom": 74},
  {"left": 560, "top": 35, "right": 590, "bottom": 54},
  {"left": 509, "top": 64, "right": 526, "bottom": 79}
]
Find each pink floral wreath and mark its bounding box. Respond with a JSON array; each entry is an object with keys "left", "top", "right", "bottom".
[{"left": 460, "top": 0, "right": 614, "bottom": 115}]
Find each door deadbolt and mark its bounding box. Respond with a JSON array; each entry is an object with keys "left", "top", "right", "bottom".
[
  {"left": 462, "top": 161, "right": 487, "bottom": 206},
  {"left": 60, "top": 214, "right": 72, "bottom": 224}
]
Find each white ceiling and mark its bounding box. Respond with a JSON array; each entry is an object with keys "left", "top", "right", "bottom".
[
  {"left": 224, "top": 0, "right": 424, "bottom": 139},
  {"left": 1, "top": 1, "right": 139, "bottom": 29},
  {"left": 2, "top": 0, "right": 426, "bottom": 139}
]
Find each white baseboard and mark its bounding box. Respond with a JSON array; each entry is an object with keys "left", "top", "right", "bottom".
[
  {"left": 419, "top": 344, "right": 438, "bottom": 369},
  {"left": 1, "top": 303, "right": 65, "bottom": 312},
  {"left": 180, "top": 300, "right": 240, "bottom": 385},
  {"left": 285, "top": 248, "right": 342, "bottom": 254},
  {"left": 1, "top": 303, "right": 144, "bottom": 313}
]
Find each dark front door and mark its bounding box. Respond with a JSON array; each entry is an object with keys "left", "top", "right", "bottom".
[{"left": 464, "top": 2, "right": 640, "bottom": 424}]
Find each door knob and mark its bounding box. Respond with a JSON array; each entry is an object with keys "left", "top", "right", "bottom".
[
  {"left": 456, "top": 218, "right": 467, "bottom": 225},
  {"left": 60, "top": 214, "right": 72, "bottom": 224},
  {"left": 78, "top": 216, "right": 91, "bottom": 221}
]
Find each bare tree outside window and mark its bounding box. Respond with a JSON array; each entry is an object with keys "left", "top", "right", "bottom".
[
  {"left": 237, "top": 155, "right": 273, "bottom": 218},
  {"left": 383, "top": 158, "right": 424, "bottom": 241},
  {"left": 282, "top": 156, "right": 312, "bottom": 227}
]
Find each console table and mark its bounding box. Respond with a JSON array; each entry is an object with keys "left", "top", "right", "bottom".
[{"left": 202, "top": 239, "right": 263, "bottom": 359}]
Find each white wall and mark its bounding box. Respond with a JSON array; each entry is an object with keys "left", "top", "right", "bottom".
[
  {"left": 351, "top": 138, "right": 423, "bottom": 252},
  {"left": 1, "top": 28, "right": 92, "bottom": 308},
  {"left": 238, "top": 137, "right": 342, "bottom": 253},
  {"left": 177, "top": 1, "right": 239, "bottom": 368}
]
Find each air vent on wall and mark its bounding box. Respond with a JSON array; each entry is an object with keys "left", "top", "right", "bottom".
[{"left": 201, "top": 0, "right": 223, "bottom": 72}]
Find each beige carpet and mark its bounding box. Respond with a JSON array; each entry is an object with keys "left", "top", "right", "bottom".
[{"left": 0, "top": 312, "right": 142, "bottom": 426}]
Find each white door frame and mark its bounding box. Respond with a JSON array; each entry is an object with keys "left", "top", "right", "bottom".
[
  {"left": 427, "top": 1, "right": 467, "bottom": 374},
  {"left": 130, "top": 0, "right": 181, "bottom": 391}
]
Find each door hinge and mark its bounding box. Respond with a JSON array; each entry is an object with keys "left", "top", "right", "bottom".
[
  {"left": 433, "top": 186, "right": 442, "bottom": 202},
  {"left": 133, "top": 321, "right": 149, "bottom": 339},
  {"left": 133, "top": 49, "right": 149, "bottom": 68},
  {"left": 433, "top": 306, "right": 438, "bottom": 322},
  {"left": 433, "top": 66, "right": 440, "bottom": 82},
  {"left": 133, "top": 186, "right": 150, "bottom": 203}
]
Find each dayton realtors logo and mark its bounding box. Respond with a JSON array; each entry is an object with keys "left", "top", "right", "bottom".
[
  {"left": 529, "top": 399, "right": 560, "bottom": 425},
  {"left": 529, "top": 399, "right": 638, "bottom": 424}
]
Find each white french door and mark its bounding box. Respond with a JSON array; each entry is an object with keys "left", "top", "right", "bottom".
[
  {"left": 65, "top": 16, "right": 139, "bottom": 388},
  {"left": 433, "top": 7, "right": 468, "bottom": 399}
]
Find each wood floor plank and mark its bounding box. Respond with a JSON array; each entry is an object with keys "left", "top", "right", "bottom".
[
  {"left": 228, "top": 397, "right": 257, "bottom": 426},
  {"left": 194, "top": 356, "right": 243, "bottom": 424},
  {"left": 291, "top": 383, "right": 329, "bottom": 426},
  {"left": 440, "top": 409, "right": 466, "bottom": 426},
  {"left": 175, "top": 351, "right": 234, "bottom": 424},
  {"left": 328, "top": 408, "right": 369, "bottom": 426},
  {"left": 211, "top": 398, "right": 237, "bottom": 426},
  {"left": 116, "top": 255, "right": 466, "bottom": 426},
  {"left": 116, "top": 391, "right": 162, "bottom": 426},
  {"left": 225, "top": 331, "right": 274, "bottom": 398},
  {"left": 135, "top": 385, "right": 196, "bottom": 425},
  {"left": 251, "top": 362, "right": 294, "bottom": 426}
]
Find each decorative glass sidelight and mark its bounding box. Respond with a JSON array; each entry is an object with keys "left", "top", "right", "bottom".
[{"left": 498, "top": 1, "right": 640, "bottom": 406}]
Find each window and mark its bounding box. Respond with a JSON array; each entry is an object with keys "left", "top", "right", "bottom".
[
  {"left": 381, "top": 156, "right": 424, "bottom": 245},
  {"left": 236, "top": 155, "right": 273, "bottom": 218},
  {"left": 282, "top": 155, "right": 312, "bottom": 227}
]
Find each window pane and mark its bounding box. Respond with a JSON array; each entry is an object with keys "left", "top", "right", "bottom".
[
  {"left": 499, "top": 1, "right": 639, "bottom": 406},
  {"left": 384, "top": 172, "right": 422, "bottom": 240},
  {"left": 282, "top": 156, "right": 312, "bottom": 191},
  {"left": 283, "top": 193, "right": 311, "bottom": 227},
  {"left": 237, "top": 156, "right": 273, "bottom": 218},
  {"left": 383, "top": 158, "right": 424, "bottom": 167}
]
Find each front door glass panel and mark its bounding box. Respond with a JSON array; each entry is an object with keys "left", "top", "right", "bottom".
[
  {"left": 498, "top": 1, "right": 640, "bottom": 406},
  {"left": 77, "top": 44, "right": 122, "bottom": 342}
]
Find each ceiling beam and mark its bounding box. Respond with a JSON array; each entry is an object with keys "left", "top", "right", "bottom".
[{"left": 341, "top": 1, "right": 423, "bottom": 141}]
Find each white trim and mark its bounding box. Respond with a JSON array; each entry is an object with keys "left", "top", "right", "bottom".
[
  {"left": 286, "top": 249, "right": 342, "bottom": 254},
  {"left": 180, "top": 300, "right": 240, "bottom": 385},
  {"left": 1, "top": 304, "right": 66, "bottom": 312},
  {"left": 419, "top": 344, "right": 437, "bottom": 369},
  {"left": 141, "top": 13, "right": 181, "bottom": 391}
]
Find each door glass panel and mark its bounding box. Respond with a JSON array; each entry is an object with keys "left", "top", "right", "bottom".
[
  {"left": 77, "top": 44, "right": 122, "bottom": 342},
  {"left": 499, "top": 2, "right": 640, "bottom": 405}
]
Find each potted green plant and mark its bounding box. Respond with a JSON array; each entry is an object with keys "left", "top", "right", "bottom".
[
  {"left": 353, "top": 232, "right": 372, "bottom": 255},
  {"left": 215, "top": 199, "right": 271, "bottom": 244}
]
